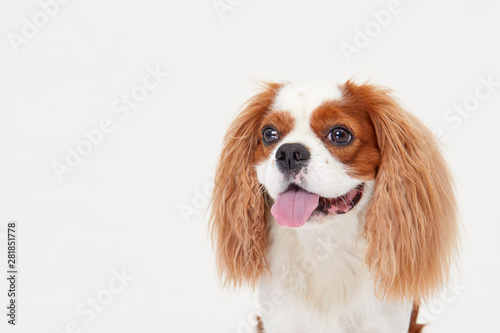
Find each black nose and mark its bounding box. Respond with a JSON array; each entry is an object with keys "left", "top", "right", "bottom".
[{"left": 275, "top": 143, "right": 310, "bottom": 173}]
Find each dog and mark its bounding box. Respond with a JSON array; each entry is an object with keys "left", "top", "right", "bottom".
[{"left": 209, "top": 81, "right": 459, "bottom": 333}]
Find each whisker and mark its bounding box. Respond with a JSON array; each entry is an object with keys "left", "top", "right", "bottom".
[
  {"left": 340, "top": 196, "right": 348, "bottom": 208},
  {"left": 346, "top": 193, "right": 354, "bottom": 206}
]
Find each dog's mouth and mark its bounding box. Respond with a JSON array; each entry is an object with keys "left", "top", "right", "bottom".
[{"left": 270, "top": 183, "right": 364, "bottom": 228}]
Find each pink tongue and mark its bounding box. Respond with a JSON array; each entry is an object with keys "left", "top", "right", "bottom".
[{"left": 271, "top": 187, "right": 320, "bottom": 228}]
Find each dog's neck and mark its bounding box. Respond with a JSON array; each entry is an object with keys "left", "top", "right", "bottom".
[
  {"left": 265, "top": 209, "right": 370, "bottom": 314},
  {"left": 260, "top": 211, "right": 413, "bottom": 332}
]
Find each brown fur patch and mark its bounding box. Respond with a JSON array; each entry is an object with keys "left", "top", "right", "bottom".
[
  {"left": 256, "top": 316, "right": 265, "bottom": 332},
  {"left": 340, "top": 81, "right": 460, "bottom": 301},
  {"left": 310, "top": 101, "right": 380, "bottom": 180},
  {"left": 209, "top": 82, "right": 283, "bottom": 288},
  {"left": 408, "top": 302, "right": 425, "bottom": 333},
  {"left": 255, "top": 110, "right": 295, "bottom": 164}
]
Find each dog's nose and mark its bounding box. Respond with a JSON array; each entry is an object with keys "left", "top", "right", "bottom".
[{"left": 275, "top": 143, "right": 310, "bottom": 173}]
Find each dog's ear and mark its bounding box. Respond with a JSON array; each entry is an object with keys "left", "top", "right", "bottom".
[
  {"left": 343, "top": 81, "right": 459, "bottom": 301},
  {"left": 209, "top": 83, "right": 282, "bottom": 288}
]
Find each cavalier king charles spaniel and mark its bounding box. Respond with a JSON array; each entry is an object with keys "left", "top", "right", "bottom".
[{"left": 210, "top": 81, "right": 459, "bottom": 333}]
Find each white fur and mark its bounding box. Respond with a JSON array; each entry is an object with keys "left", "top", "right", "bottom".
[
  {"left": 256, "top": 82, "right": 359, "bottom": 201},
  {"left": 254, "top": 82, "right": 413, "bottom": 332},
  {"left": 259, "top": 205, "right": 413, "bottom": 332}
]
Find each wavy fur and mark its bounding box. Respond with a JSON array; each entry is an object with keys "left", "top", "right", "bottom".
[
  {"left": 210, "top": 80, "right": 459, "bottom": 332},
  {"left": 209, "top": 83, "right": 282, "bottom": 288},
  {"left": 343, "top": 81, "right": 459, "bottom": 301}
]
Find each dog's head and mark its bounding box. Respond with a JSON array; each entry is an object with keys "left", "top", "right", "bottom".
[{"left": 210, "top": 81, "right": 459, "bottom": 301}]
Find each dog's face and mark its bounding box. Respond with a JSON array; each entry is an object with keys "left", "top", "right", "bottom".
[
  {"left": 254, "top": 82, "right": 380, "bottom": 227},
  {"left": 210, "top": 80, "right": 458, "bottom": 301}
]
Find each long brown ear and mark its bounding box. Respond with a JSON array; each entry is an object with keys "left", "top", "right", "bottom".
[
  {"left": 209, "top": 83, "right": 282, "bottom": 288},
  {"left": 343, "top": 81, "right": 459, "bottom": 301}
]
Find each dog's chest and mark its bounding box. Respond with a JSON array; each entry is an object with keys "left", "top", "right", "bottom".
[{"left": 258, "top": 216, "right": 412, "bottom": 333}]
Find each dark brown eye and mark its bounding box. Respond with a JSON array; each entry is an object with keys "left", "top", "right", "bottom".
[
  {"left": 262, "top": 127, "right": 279, "bottom": 145},
  {"left": 328, "top": 127, "right": 352, "bottom": 145}
]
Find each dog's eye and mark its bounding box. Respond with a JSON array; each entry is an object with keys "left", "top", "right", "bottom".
[
  {"left": 262, "top": 127, "right": 280, "bottom": 145},
  {"left": 328, "top": 127, "right": 352, "bottom": 145}
]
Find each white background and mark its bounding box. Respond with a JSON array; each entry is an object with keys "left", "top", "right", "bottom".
[{"left": 1, "top": 0, "right": 499, "bottom": 332}]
